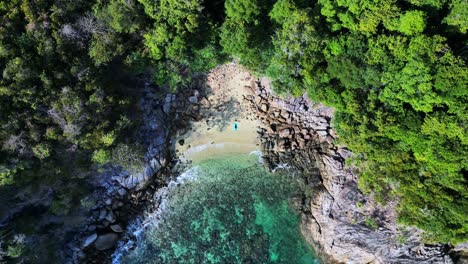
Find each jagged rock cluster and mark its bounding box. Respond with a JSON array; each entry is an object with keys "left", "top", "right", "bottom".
[{"left": 245, "top": 77, "right": 335, "bottom": 153}]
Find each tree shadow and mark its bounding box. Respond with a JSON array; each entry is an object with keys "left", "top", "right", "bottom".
[{"left": 205, "top": 97, "right": 242, "bottom": 131}]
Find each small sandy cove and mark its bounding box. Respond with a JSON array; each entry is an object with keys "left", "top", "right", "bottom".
[{"left": 176, "top": 63, "right": 260, "bottom": 163}]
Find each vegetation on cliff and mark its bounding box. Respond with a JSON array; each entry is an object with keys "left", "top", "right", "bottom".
[{"left": 0, "top": 0, "right": 466, "bottom": 259}]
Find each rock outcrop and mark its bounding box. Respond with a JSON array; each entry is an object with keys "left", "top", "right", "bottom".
[
  {"left": 246, "top": 77, "right": 455, "bottom": 263},
  {"left": 67, "top": 82, "right": 206, "bottom": 263}
]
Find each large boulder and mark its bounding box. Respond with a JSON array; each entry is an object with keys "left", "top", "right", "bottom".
[
  {"left": 82, "top": 233, "right": 97, "bottom": 248},
  {"left": 94, "top": 233, "right": 119, "bottom": 251}
]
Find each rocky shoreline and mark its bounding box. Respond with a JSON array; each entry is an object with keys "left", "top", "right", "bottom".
[
  {"left": 247, "top": 78, "right": 459, "bottom": 263},
  {"left": 68, "top": 83, "right": 207, "bottom": 263},
  {"left": 73, "top": 64, "right": 463, "bottom": 263}
]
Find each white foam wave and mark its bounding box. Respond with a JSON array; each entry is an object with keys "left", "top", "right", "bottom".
[
  {"left": 249, "top": 150, "right": 264, "bottom": 164},
  {"left": 111, "top": 166, "right": 200, "bottom": 264},
  {"left": 272, "top": 163, "right": 291, "bottom": 173}
]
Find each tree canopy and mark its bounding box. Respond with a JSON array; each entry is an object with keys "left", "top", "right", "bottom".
[{"left": 0, "top": 0, "right": 467, "bottom": 260}]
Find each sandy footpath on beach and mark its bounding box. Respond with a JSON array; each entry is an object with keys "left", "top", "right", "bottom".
[{"left": 176, "top": 64, "right": 261, "bottom": 163}]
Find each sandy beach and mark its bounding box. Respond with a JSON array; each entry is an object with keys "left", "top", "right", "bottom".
[{"left": 176, "top": 64, "right": 260, "bottom": 163}]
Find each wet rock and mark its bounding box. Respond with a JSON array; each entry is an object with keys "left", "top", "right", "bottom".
[
  {"left": 82, "top": 233, "right": 97, "bottom": 248},
  {"left": 105, "top": 210, "right": 116, "bottom": 223},
  {"left": 101, "top": 220, "right": 110, "bottom": 228},
  {"left": 188, "top": 96, "right": 198, "bottom": 104},
  {"left": 150, "top": 158, "right": 161, "bottom": 172},
  {"left": 163, "top": 94, "right": 176, "bottom": 113},
  {"left": 94, "top": 233, "right": 119, "bottom": 251},
  {"left": 110, "top": 224, "right": 123, "bottom": 233},
  {"left": 144, "top": 166, "right": 154, "bottom": 179},
  {"left": 98, "top": 209, "right": 107, "bottom": 221},
  {"left": 147, "top": 117, "right": 158, "bottom": 130},
  {"left": 117, "top": 188, "right": 127, "bottom": 197}
]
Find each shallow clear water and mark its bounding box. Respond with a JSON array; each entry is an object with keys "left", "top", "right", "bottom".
[{"left": 124, "top": 154, "right": 319, "bottom": 264}]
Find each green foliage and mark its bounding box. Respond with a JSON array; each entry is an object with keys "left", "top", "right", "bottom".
[
  {"left": 191, "top": 43, "right": 226, "bottom": 73},
  {"left": 138, "top": 0, "right": 468, "bottom": 244},
  {"left": 101, "top": 131, "right": 116, "bottom": 146},
  {"left": 96, "top": 0, "right": 141, "bottom": 34},
  {"left": 1, "top": 234, "right": 26, "bottom": 259},
  {"left": 109, "top": 143, "right": 144, "bottom": 174},
  {"left": 396, "top": 233, "right": 408, "bottom": 244},
  {"left": 0, "top": 164, "right": 17, "bottom": 186},
  {"left": 139, "top": 0, "right": 224, "bottom": 85},
  {"left": 50, "top": 193, "right": 72, "bottom": 215},
  {"left": 220, "top": 0, "right": 468, "bottom": 244},
  {"left": 88, "top": 35, "right": 124, "bottom": 66},
  {"left": 0, "top": 0, "right": 467, "bottom": 259},
  {"left": 365, "top": 217, "right": 378, "bottom": 230},
  {"left": 32, "top": 143, "right": 51, "bottom": 159},
  {"left": 6, "top": 243, "right": 25, "bottom": 258},
  {"left": 444, "top": 0, "right": 468, "bottom": 33},
  {"left": 220, "top": 0, "right": 273, "bottom": 70},
  {"left": 0, "top": 0, "right": 141, "bottom": 194},
  {"left": 406, "top": 0, "right": 446, "bottom": 8},
  {"left": 92, "top": 149, "right": 110, "bottom": 164},
  {"left": 394, "top": 11, "right": 426, "bottom": 35},
  {"left": 318, "top": 0, "right": 400, "bottom": 34},
  {"left": 267, "top": 0, "right": 323, "bottom": 95}
]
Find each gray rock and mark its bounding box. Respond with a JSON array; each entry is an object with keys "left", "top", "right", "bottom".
[
  {"left": 337, "top": 148, "right": 353, "bottom": 159},
  {"left": 98, "top": 209, "right": 106, "bottom": 221},
  {"left": 105, "top": 210, "right": 116, "bottom": 223},
  {"left": 316, "top": 130, "right": 328, "bottom": 137},
  {"left": 313, "top": 123, "right": 328, "bottom": 130},
  {"left": 279, "top": 128, "right": 291, "bottom": 138},
  {"left": 163, "top": 94, "right": 175, "bottom": 113},
  {"left": 188, "top": 96, "right": 198, "bottom": 104},
  {"left": 150, "top": 158, "right": 161, "bottom": 172},
  {"left": 144, "top": 166, "right": 154, "bottom": 179},
  {"left": 82, "top": 233, "right": 97, "bottom": 248},
  {"left": 117, "top": 188, "right": 127, "bottom": 196},
  {"left": 94, "top": 233, "right": 119, "bottom": 251},
  {"left": 148, "top": 117, "right": 158, "bottom": 130},
  {"left": 110, "top": 224, "right": 123, "bottom": 233}
]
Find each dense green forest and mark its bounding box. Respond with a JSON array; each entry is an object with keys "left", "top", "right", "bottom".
[{"left": 0, "top": 0, "right": 467, "bottom": 257}]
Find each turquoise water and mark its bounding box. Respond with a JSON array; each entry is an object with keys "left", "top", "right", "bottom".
[{"left": 125, "top": 154, "right": 319, "bottom": 264}]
